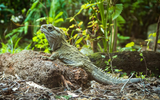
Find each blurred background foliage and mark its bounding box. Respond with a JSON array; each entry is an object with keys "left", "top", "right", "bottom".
[{"left": 0, "top": 0, "right": 159, "bottom": 54}]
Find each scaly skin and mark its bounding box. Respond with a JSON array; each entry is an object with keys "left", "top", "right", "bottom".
[{"left": 40, "top": 24, "right": 142, "bottom": 85}]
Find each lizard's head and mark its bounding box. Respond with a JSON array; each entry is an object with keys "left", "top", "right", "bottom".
[
  {"left": 40, "top": 24, "right": 66, "bottom": 51},
  {"left": 40, "top": 24, "right": 63, "bottom": 37}
]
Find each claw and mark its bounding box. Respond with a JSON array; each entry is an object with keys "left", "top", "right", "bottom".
[
  {"left": 41, "top": 56, "right": 49, "bottom": 60},
  {"left": 48, "top": 57, "right": 54, "bottom": 61}
]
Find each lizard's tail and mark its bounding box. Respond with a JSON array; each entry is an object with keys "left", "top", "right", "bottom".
[{"left": 91, "top": 65, "right": 142, "bottom": 85}]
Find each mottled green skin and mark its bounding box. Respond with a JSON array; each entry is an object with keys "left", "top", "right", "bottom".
[{"left": 40, "top": 24, "right": 142, "bottom": 85}]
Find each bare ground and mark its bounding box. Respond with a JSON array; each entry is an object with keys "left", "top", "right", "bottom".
[{"left": 0, "top": 50, "right": 160, "bottom": 100}]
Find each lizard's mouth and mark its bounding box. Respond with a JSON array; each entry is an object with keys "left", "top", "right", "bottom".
[{"left": 40, "top": 25, "right": 48, "bottom": 34}]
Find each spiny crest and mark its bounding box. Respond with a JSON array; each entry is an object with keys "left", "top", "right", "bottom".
[{"left": 98, "top": 67, "right": 125, "bottom": 81}]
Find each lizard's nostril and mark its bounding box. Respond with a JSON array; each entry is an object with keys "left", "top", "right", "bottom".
[{"left": 41, "top": 25, "right": 46, "bottom": 29}]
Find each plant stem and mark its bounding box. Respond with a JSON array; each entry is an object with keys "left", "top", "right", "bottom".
[{"left": 154, "top": 16, "right": 160, "bottom": 52}]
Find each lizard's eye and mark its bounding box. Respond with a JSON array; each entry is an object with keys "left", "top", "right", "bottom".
[{"left": 48, "top": 27, "right": 52, "bottom": 30}]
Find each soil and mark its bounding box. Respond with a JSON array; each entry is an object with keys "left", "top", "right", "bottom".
[
  {"left": 0, "top": 50, "right": 160, "bottom": 99},
  {"left": 0, "top": 50, "right": 88, "bottom": 89},
  {"left": 88, "top": 51, "right": 160, "bottom": 77}
]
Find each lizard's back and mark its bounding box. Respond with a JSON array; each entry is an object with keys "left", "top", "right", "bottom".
[{"left": 57, "top": 43, "right": 91, "bottom": 65}]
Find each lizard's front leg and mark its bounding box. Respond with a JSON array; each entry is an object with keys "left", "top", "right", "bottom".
[
  {"left": 65, "top": 62, "right": 84, "bottom": 67},
  {"left": 42, "top": 52, "right": 59, "bottom": 61}
]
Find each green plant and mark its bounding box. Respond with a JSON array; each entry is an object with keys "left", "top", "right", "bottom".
[
  {"left": 138, "top": 49, "right": 148, "bottom": 76},
  {"left": 55, "top": 95, "right": 72, "bottom": 100},
  {"left": 0, "top": 0, "right": 67, "bottom": 54},
  {"left": 66, "top": 19, "right": 90, "bottom": 49},
  {"left": 5, "top": 22, "right": 29, "bottom": 41},
  {"left": 139, "top": 52, "right": 143, "bottom": 62},
  {"left": 98, "top": 1, "right": 123, "bottom": 53},
  {"left": 32, "top": 30, "right": 50, "bottom": 53},
  {"left": 104, "top": 54, "right": 117, "bottom": 73},
  {"left": 145, "top": 32, "right": 160, "bottom": 50},
  {"left": 120, "top": 41, "right": 136, "bottom": 51},
  {"left": 68, "top": 2, "right": 100, "bottom": 50},
  {"left": 117, "top": 33, "right": 130, "bottom": 45},
  {"left": 69, "top": 0, "right": 124, "bottom": 53},
  {"left": 0, "top": 37, "right": 32, "bottom": 54},
  {"left": 1, "top": 0, "right": 42, "bottom": 43},
  {"left": 119, "top": 0, "right": 159, "bottom": 39},
  {"left": 135, "top": 72, "right": 146, "bottom": 79}
]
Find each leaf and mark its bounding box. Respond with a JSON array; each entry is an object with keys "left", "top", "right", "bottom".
[
  {"left": 70, "top": 17, "right": 74, "bottom": 22},
  {"left": 78, "top": 21, "right": 83, "bottom": 26},
  {"left": 32, "top": 36, "right": 39, "bottom": 42},
  {"left": 84, "top": 34, "right": 89, "bottom": 40},
  {"left": 148, "top": 32, "right": 156, "bottom": 37},
  {"left": 25, "top": 9, "right": 37, "bottom": 22},
  {"left": 24, "top": 22, "right": 29, "bottom": 34},
  {"left": 69, "top": 24, "right": 75, "bottom": 28},
  {"left": 26, "top": 0, "right": 39, "bottom": 15},
  {"left": 76, "top": 28, "right": 81, "bottom": 32},
  {"left": 140, "top": 58, "right": 143, "bottom": 62},
  {"left": 5, "top": 27, "right": 24, "bottom": 38},
  {"left": 112, "top": 55, "right": 117, "bottom": 59},
  {"left": 73, "top": 34, "right": 78, "bottom": 39},
  {"left": 112, "top": 4, "right": 123, "bottom": 20},
  {"left": 145, "top": 39, "right": 152, "bottom": 42},
  {"left": 21, "top": 8, "right": 26, "bottom": 14},
  {"left": 48, "top": 17, "right": 54, "bottom": 23},
  {"left": 72, "top": 2, "right": 100, "bottom": 19},
  {"left": 152, "top": 33, "right": 156, "bottom": 37},
  {"left": 101, "top": 55, "right": 105, "bottom": 58},
  {"left": 88, "top": 20, "right": 93, "bottom": 24},
  {"left": 54, "top": 12, "right": 63, "bottom": 20},
  {"left": 108, "top": 59, "right": 111, "bottom": 62},
  {"left": 0, "top": 4, "right": 6, "bottom": 8},
  {"left": 0, "top": 43, "right": 7, "bottom": 54},
  {"left": 140, "top": 53, "right": 143, "bottom": 56},
  {"left": 25, "top": 43, "right": 32, "bottom": 50},
  {"left": 118, "top": 33, "right": 130, "bottom": 40},
  {"left": 100, "top": 27, "right": 104, "bottom": 33},
  {"left": 44, "top": 48, "right": 50, "bottom": 53},
  {"left": 82, "top": 30, "right": 87, "bottom": 35},
  {"left": 115, "top": 69, "right": 122, "bottom": 72},
  {"left": 75, "top": 37, "right": 83, "bottom": 44},
  {"left": 158, "top": 39, "right": 160, "bottom": 43},
  {"left": 76, "top": 44, "right": 80, "bottom": 48},
  {"left": 117, "top": 15, "right": 126, "bottom": 23},
  {"left": 98, "top": 43, "right": 103, "bottom": 52},
  {"left": 3, "top": 8, "right": 14, "bottom": 13},
  {"left": 14, "top": 37, "right": 22, "bottom": 49},
  {"left": 148, "top": 33, "right": 152, "bottom": 37},
  {"left": 36, "top": 17, "right": 46, "bottom": 22},
  {"left": 97, "top": 36, "right": 102, "bottom": 39},
  {"left": 54, "top": 18, "right": 64, "bottom": 23},
  {"left": 87, "top": 24, "right": 94, "bottom": 28},
  {"left": 125, "top": 42, "right": 134, "bottom": 47}
]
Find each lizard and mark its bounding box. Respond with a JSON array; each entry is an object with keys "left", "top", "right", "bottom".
[{"left": 40, "top": 24, "right": 142, "bottom": 85}]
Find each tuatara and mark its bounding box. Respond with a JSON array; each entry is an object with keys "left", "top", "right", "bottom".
[{"left": 40, "top": 24, "right": 142, "bottom": 85}]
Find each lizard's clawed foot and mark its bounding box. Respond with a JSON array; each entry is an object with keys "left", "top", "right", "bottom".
[
  {"left": 41, "top": 56, "right": 54, "bottom": 60},
  {"left": 49, "top": 57, "right": 54, "bottom": 60},
  {"left": 41, "top": 56, "right": 49, "bottom": 60}
]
